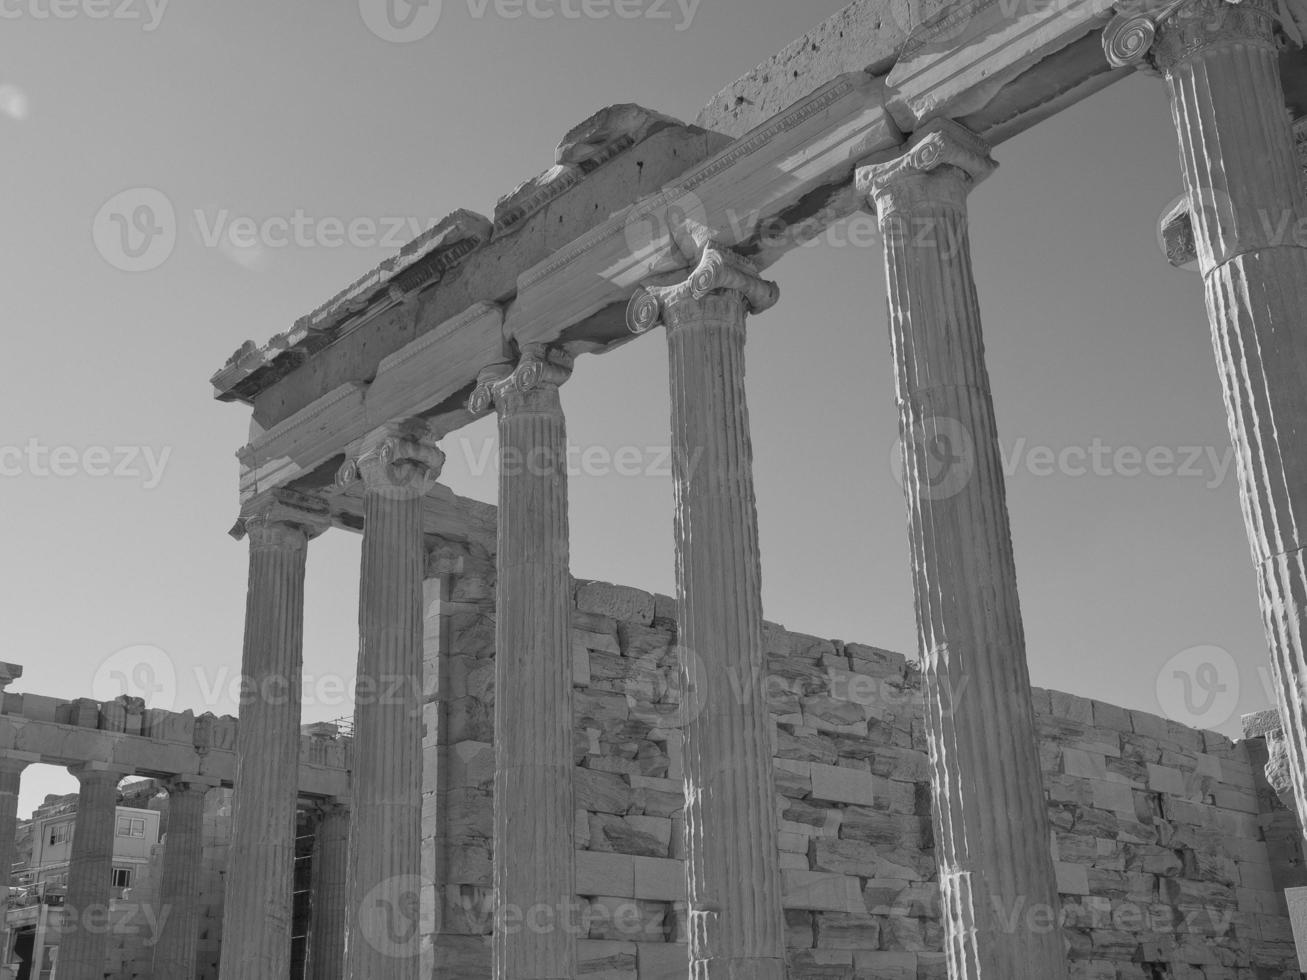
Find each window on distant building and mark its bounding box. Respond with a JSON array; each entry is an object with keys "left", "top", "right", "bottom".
[
  {"left": 115, "top": 816, "right": 146, "bottom": 839},
  {"left": 48, "top": 823, "right": 72, "bottom": 846},
  {"left": 110, "top": 868, "right": 132, "bottom": 889}
]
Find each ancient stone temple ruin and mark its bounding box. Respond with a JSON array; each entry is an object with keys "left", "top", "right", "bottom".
[{"left": 10, "top": 0, "right": 1307, "bottom": 976}]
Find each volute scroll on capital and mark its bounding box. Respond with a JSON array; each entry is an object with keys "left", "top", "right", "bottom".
[
  {"left": 231, "top": 488, "right": 333, "bottom": 546},
  {"left": 625, "top": 245, "right": 780, "bottom": 335},
  {"left": 855, "top": 118, "right": 997, "bottom": 217},
  {"left": 1102, "top": 0, "right": 1286, "bottom": 71},
  {"left": 335, "top": 420, "right": 446, "bottom": 498},
  {"left": 467, "top": 343, "right": 574, "bottom": 416}
]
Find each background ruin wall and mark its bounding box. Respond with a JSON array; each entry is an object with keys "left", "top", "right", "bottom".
[{"left": 421, "top": 539, "right": 1307, "bottom": 980}]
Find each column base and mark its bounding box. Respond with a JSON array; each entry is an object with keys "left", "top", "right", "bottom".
[{"left": 691, "top": 956, "right": 786, "bottom": 980}]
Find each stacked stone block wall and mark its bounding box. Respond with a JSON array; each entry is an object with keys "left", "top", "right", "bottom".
[{"left": 419, "top": 547, "right": 1305, "bottom": 979}]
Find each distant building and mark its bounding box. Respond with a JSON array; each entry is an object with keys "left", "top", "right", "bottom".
[{"left": 3, "top": 784, "right": 160, "bottom": 980}]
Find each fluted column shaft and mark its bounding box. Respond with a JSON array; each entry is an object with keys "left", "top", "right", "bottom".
[
  {"left": 219, "top": 498, "right": 325, "bottom": 980},
  {"left": 152, "top": 780, "right": 211, "bottom": 980},
  {"left": 60, "top": 766, "right": 122, "bottom": 980},
  {"left": 859, "top": 120, "right": 1067, "bottom": 980},
  {"left": 473, "top": 349, "right": 578, "bottom": 980},
  {"left": 0, "top": 759, "right": 27, "bottom": 897},
  {"left": 630, "top": 247, "right": 786, "bottom": 980},
  {"left": 307, "top": 802, "right": 350, "bottom": 980},
  {"left": 342, "top": 422, "right": 444, "bottom": 980},
  {"left": 0, "top": 758, "right": 27, "bottom": 965},
  {"left": 0, "top": 757, "right": 26, "bottom": 977},
  {"left": 1145, "top": 0, "right": 1307, "bottom": 842}
]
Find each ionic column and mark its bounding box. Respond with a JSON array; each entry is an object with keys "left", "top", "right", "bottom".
[
  {"left": 338, "top": 421, "right": 444, "bottom": 980},
  {"left": 0, "top": 754, "right": 30, "bottom": 965},
  {"left": 470, "top": 347, "right": 578, "bottom": 980},
  {"left": 306, "top": 801, "right": 349, "bottom": 980},
  {"left": 0, "top": 757, "right": 29, "bottom": 896},
  {"left": 857, "top": 120, "right": 1068, "bottom": 980},
  {"left": 219, "top": 493, "right": 330, "bottom": 980},
  {"left": 1105, "top": 0, "right": 1307, "bottom": 841},
  {"left": 628, "top": 247, "right": 786, "bottom": 980},
  {"left": 151, "top": 778, "right": 213, "bottom": 980},
  {"left": 59, "top": 764, "right": 124, "bottom": 980}
]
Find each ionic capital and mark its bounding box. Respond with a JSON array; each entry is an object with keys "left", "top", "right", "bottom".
[
  {"left": 626, "top": 245, "right": 779, "bottom": 335},
  {"left": 160, "top": 776, "right": 218, "bottom": 798},
  {"left": 1103, "top": 0, "right": 1280, "bottom": 71},
  {"left": 336, "top": 420, "right": 445, "bottom": 499},
  {"left": 68, "top": 763, "right": 131, "bottom": 786},
  {"left": 467, "top": 344, "right": 574, "bottom": 417},
  {"left": 856, "top": 119, "right": 996, "bottom": 218},
  {"left": 234, "top": 489, "right": 333, "bottom": 548}
]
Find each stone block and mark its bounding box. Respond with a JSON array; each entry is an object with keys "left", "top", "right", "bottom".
[
  {"left": 776, "top": 758, "right": 815, "bottom": 798},
  {"left": 1049, "top": 691, "right": 1094, "bottom": 725},
  {"left": 1091, "top": 779, "right": 1138, "bottom": 814},
  {"left": 586, "top": 896, "right": 665, "bottom": 942},
  {"left": 574, "top": 646, "right": 592, "bottom": 687},
  {"left": 809, "top": 764, "right": 877, "bottom": 807},
  {"left": 844, "top": 643, "right": 908, "bottom": 679},
  {"left": 1130, "top": 709, "right": 1171, "bottom": 739},
  {"left": 782, "top": 871, "right": 864, "bottom": 912},
  {"left": 777, "top": 727, "right": 840, "bottom": 765},
  {"left": 637, "top": 941, "right": 689, "bottom": 980},
  {"left": 839, "top": 808, "right": 924, "bottom": 848},
  {"left": 1056, "top": 862, "right": 1091, "bottom": 896},
  {"left": 576, "top": 767, "right": 635, "bottom": 815},
  {"left": 1063, "top": 748, "right": 1108, "bottom": 781},
  {"left": 814, "top": 911, "right": 880, "bottom": 950},
  {"left": 619, "top": 622, "right": 673, "bottom": 661},
  {"left": 780, "top": 798, "right": 843, "bottom": 838},
  {"left": 576, "top": 582, "right": 654, "bottom": 626},
  {"left": 588, "top": 813, "right": 671, "bottom": 858},
  {"left": 632, "top": 855, "right": 685, "bottom": 902},
  {"left": 577, "top": 938, "right": 637, "bottom": 978},
  {"left": 802, "top": 696, "right": 869, "bottom": 735},
  {"left": 810, "top": 838, "right": 879, "bottom": 878},
  {"left": 1091, "top": 699, "right": 1133, "bottom": 732},
  {"left": 577, "top": 850, "right": 635, "bottom": 898},
  {"left": 652, "top": 593, "right": 678, "bottom": 624}
]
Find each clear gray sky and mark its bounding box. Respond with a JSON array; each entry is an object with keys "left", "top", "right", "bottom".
[{"left": 1, "top": 0, "right": 1271, "bottom": 815}]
